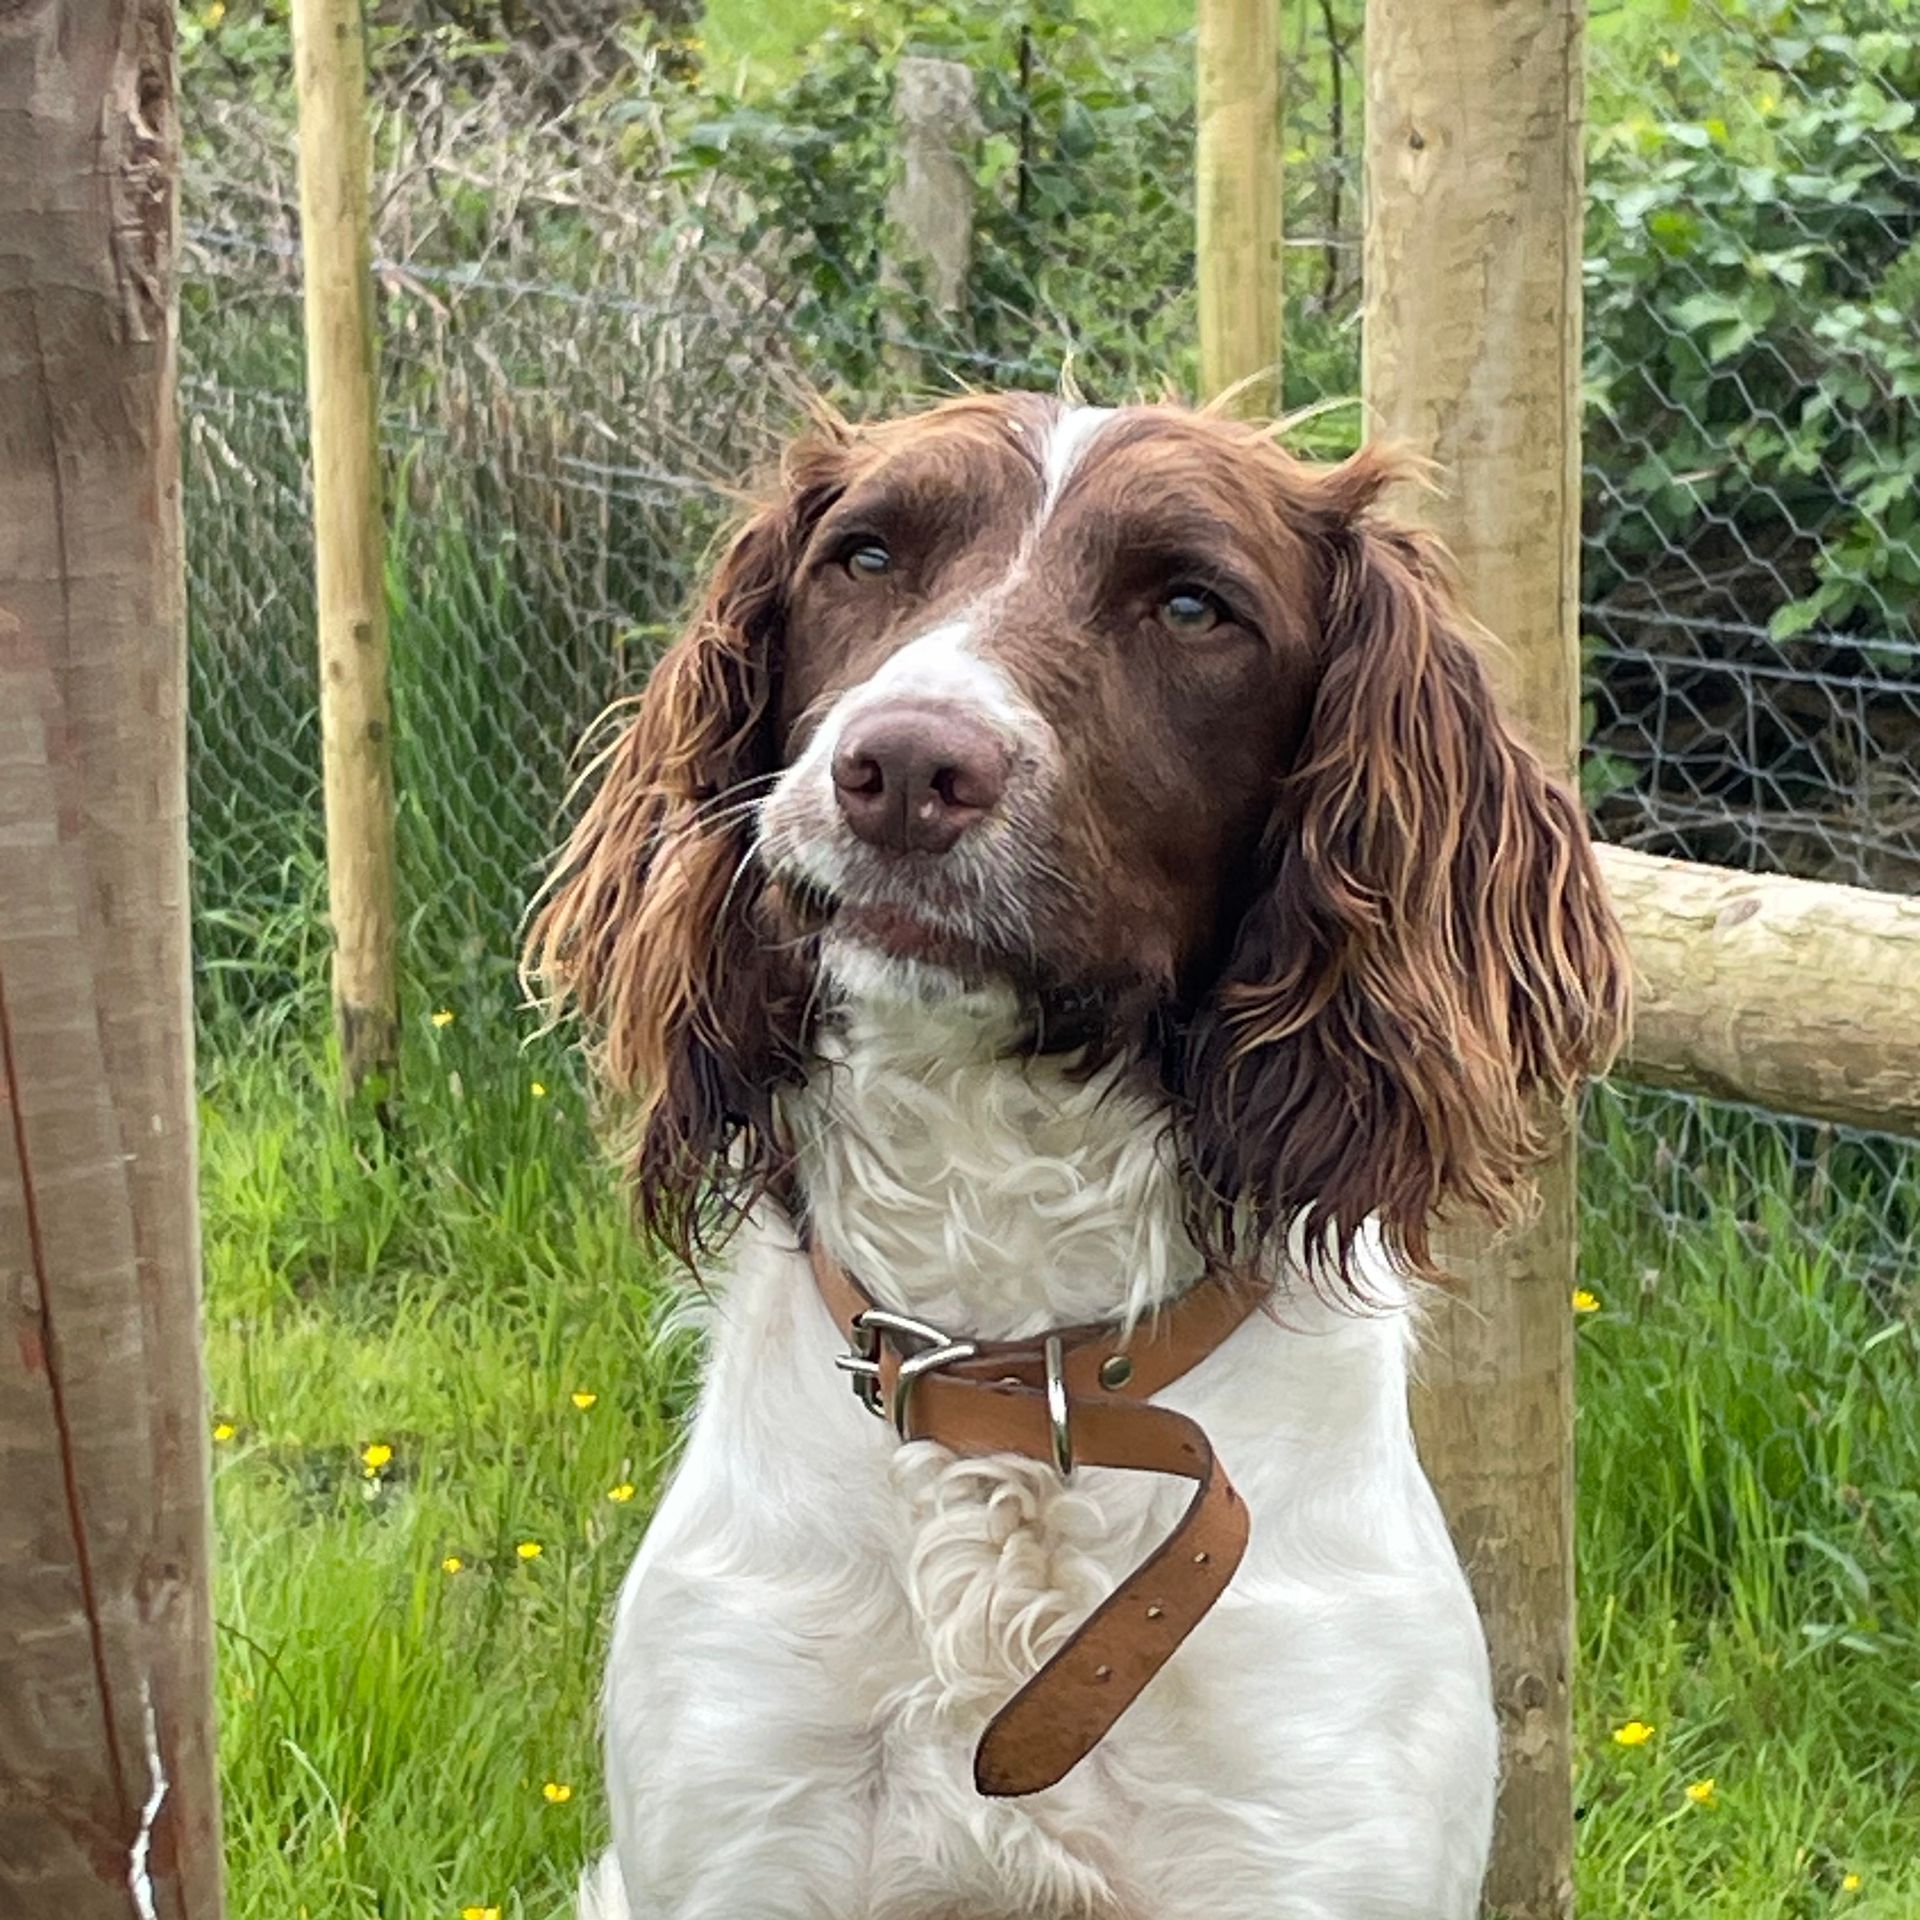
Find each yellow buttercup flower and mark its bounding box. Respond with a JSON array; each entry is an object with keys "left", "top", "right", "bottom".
[
  {"left": 516, "top": 1540, "right": 543, "bottom": 1561},
  {"left": 459, "top": 1907, "right": 500, "bottom": 1920},
  {"left": 431, "top": 1008, "right": 455, "bottom": 1028},
  {"left": 531, "top": 1081, "right": 548, "bottom": 1099},
  {"left": 607, "top": 1482, "right": 636, "bottom": 1504},
  {"left": 571, "top": 1390, "right": 598, "bottom": 1411},
  {"left": 542, "top": 1781, "right": 573, "bottom": 1804},
  {"left": 441, "top": 1555, "right": 463, "bottom": 1575},
  {"left": 361, "top": 1442, "right": 393, "bottom": 1474},
  {"left": 212, "top": 1421, "right": 236, "bottom": 1443},
  {"left": 1685, "top": 1777, "right": 1717, "bottom": 1807},
  {"left": 1572, "top": 1288, "right": 1601, "bottom": 1314},
  {"left": 1612, "top": 1720, "right": 1655, "bottom": 1748},
  {"left": 1841, "top": 1873, "right": 1862, "bottom": 1894}
]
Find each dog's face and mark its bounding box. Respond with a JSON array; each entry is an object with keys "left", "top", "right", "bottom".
[
  {"left": 530, "top": 396, "right": 1629, "bottom": 1283},
  {"left": 757, "top": 399, "right": 1323, "bottom": 1015}
]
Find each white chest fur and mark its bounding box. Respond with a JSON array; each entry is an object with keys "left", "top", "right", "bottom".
[
  {"left": 591, "top": 991, "right": 1499, "bottom": 1920},
  {"left": 787, "top": 987, "right": 1202, "bottom": 1335}
]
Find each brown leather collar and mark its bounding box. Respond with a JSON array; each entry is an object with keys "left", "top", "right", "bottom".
[{"left": 808, "top": 1235, "right": 1262, "bottom": 1797}]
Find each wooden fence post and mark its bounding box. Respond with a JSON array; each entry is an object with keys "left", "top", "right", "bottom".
[
  {"left": 882, "top": 55, "right": 980, "bottom": 386},
  {"left": 0, "top": 2, "right": 224, "bottom": 1912},
  {"left": 293, "top": 0, "right": 399, "bottom": 1104},
  {"left": 1363, "top": 2, "right": 1587, "bottom": 1914},
  {"left": 1196, "top": 0, "right": 1283, "bottom": 415}
]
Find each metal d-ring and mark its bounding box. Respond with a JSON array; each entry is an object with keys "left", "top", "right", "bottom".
[{"left": 1044, "top": 1334, "right": 1074, "bottom": 1479}]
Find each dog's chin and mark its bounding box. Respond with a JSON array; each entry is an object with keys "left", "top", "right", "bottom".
[
  {"left": 833, "top": 900, "right": 1002, "bottom": 974},
  {"left": 820, "top": 905, "right": 1017, "bottom": 1009},
  {"left": 764, "top": 861, "right": 1017, "bottom": 987},
  {"left": 762, "top": 860, "right": 1150, "bottom": 1053}
]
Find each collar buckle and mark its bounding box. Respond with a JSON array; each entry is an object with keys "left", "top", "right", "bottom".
[{"left": 834, "top": 1307, "right": 979, "bottom": 1436}]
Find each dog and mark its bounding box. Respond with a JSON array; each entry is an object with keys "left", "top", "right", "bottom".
[{"left": 530, "top": 395, "right": 1630, "bottom": 1920}]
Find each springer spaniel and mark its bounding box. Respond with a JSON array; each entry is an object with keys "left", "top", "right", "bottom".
[{"left": 531, "top": 396, "right": 1629, "bottom": 1920}]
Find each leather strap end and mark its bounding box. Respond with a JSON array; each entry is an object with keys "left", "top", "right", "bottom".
[{"left": 968, "top": 1430, "right": 1250, "bottom": 1797}]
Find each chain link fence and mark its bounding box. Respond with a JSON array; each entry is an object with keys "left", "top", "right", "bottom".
[{"left": 181, "top": 1, "right": 1918, "bottom": 1304}]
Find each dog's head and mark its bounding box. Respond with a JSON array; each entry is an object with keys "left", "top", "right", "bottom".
[{"left": 528, "top": 397, "right": 1629, "bottom": 1283}]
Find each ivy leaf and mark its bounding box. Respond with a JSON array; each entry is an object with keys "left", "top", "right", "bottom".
[{"left": 1768, "top": 597, "right": 1824, "bottom": 641}]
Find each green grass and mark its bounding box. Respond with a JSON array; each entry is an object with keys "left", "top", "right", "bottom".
[
  {"left": 203, "top": 1008, "right": 693, "bottom": 1918},
  {"left": 1572, "top": 1091, "right": 1920, "bottom": 1916},
  {"left": 203, "top": 1025, "right": 1920, "bottom": 1916}
]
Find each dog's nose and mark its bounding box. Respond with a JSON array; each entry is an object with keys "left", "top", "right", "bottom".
[{"left": 831, "top": 702, "right": 1011, "bottom": 854}]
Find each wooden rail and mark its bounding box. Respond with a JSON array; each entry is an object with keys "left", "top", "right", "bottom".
[{"left": 1602, "top": 847, "right": 1920, "bottom": 1138}]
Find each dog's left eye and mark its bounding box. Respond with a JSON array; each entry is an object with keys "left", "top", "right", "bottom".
[
  {"left": 1160, "top": 586, "right": 1229, "bottom": 635},
  {"left": 845, "top": 542, "right": 892, "bottom": 579}
]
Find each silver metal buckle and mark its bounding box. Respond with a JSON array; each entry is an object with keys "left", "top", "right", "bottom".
[{"left": 834, "top": 1308, "right": 979, "bottom": 1435}]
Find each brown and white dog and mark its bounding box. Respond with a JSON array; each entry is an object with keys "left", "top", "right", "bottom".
[{"left": 531, "top": 396, "right": 1628, "bottom": 1920}]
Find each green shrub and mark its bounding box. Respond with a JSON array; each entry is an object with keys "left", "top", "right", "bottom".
[
  {"left": 1585, "top": 0, "right": 1920, "bottom": 645},
  {"left": 671, "top": 0, "right": 1360, "bottom": 418}
]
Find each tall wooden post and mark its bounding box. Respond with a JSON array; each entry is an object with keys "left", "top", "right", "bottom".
[
  {"left": 0, "top": 2, "right": 224, "bottom": 1913},
  {"left": 1196, "top": 0, "right": 1283, "bottom": 416},
  {"left": 1364, "top": 3, "right": 1586, "bottom": 1914},
  {"left": 882, "top": 55, "right": 980, "bottom": 386},
  {"left": 293, "top": 0, "right": 399, "bottom": 1102}
]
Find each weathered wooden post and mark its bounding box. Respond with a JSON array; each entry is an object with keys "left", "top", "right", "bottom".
[
  {"left": 1196, "top": 0, "right": 1283, "bottom": 415},
  {"left": 293, "top": 0, "right": 400, "bottom": 1103},
  {"left": 0, "top": 2, "right": 224, "bottom": 1912},
  {"left": 1364, "top": 2, "right": 1587, "bottom": 1913},
  {"left": 882, "top": 55, "right": 980, "bottom": 386}
]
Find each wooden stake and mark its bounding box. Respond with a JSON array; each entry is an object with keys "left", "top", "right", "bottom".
[
  {"left": 293, "top": 0, "right": 399, "bottom": 1102},
  {"left": 0, "top": 1, "right": 224, "bottom": 1910},
  {"left": 1363, "top": 2, "right": 1586, "bottom": 1913},
  {"left": 882, "top": 55, "right": 980, "bottom": 387},
  {"left": 1196, "top": 0, "right": 1283, "bottom": 416}
]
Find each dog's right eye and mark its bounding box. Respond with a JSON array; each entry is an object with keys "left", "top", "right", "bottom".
[{"left": 845, "top": 541, "right": 892, "bottom": 580}]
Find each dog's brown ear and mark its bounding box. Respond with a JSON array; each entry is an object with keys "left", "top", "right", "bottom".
[
  {"left": 524, "top": 432, "right": 849, "bottom": 1261},
  {"left": 1183, "top": 455, "right": 1630, "bottom": 1288}
]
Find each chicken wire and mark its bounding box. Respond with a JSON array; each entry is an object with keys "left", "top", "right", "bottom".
[
  {"left": 180, "top": 2, "right": 1919, "bottom": 1282},
  {"left": 1583, "top": 0, "right": 1920, "bottom": 890}
]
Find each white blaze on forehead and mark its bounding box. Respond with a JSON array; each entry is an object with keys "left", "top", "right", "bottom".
[
  {"left": 840, "top": 618, "right": 1025, "bottom": 723},
  {"left": 1038, "top": 403, "right": 1118, "bottom": 522}
]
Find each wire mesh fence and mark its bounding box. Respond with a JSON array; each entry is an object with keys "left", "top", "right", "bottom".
[
  {"left": 1583, "top": 0, "right": 1920, "bottom": 891},
  {"left": 180, "top": 0, "right": 1919, "bottom": 1277}
]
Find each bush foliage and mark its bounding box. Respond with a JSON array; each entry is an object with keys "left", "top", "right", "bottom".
[{"left": 1586, "top": 0, "right": 1920, "bottom": 648}]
